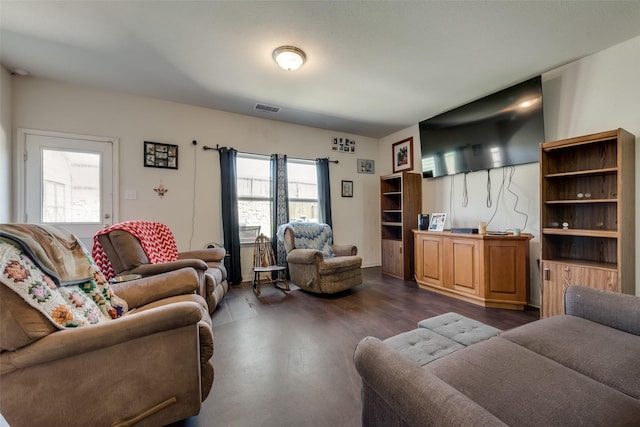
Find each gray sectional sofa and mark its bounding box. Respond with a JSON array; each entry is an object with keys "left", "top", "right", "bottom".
[{"left": 354, "top": 286, "right": 640, "bottom": 426}]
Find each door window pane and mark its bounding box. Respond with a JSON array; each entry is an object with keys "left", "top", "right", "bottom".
[{"left": 42, "top": 149, "right": 101, "bottom": 223}]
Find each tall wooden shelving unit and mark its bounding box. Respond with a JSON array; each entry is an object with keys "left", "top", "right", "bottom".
[
  {"left": 539, "top": 129, "right": 635, "bottom": 318},
  {"left": 380, "top": 171, "right": 422, "bottom": 280}
]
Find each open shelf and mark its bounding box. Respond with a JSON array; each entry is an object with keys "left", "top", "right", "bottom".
[{"left": 539, "top": 128, "right": 635, "bottom": 317}]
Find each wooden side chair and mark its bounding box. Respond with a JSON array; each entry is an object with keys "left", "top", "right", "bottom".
[{"left": 252, "top": 233, "right": 289, "bottom": 297}]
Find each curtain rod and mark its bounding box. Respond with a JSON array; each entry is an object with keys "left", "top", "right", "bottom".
[{"left": 202, "top": 144, "right": 338, "bottom": 164}]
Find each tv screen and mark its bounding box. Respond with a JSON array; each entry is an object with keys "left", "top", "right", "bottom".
[{"left": 419, "top": 76, "right": 545, "bottom": 178}]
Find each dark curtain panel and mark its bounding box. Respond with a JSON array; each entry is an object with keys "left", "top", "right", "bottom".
[
  {"left": 219, "top": 147, "right": 242, "bottom": 284},
  {"left": 270, "top": 154, "right": 289, "bottom": 266},
  {"left": 316, "top": 158, "right": 332, "bottom": 228}
]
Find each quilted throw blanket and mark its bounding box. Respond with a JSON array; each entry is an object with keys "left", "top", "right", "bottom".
[
  {"left": 278, "top": 222, "right": 335, "bottom": 258},
  {"left": 0, "top": 226, "right": 128, "bottom": 328},
  {"left": 92, "top": 220, "right": 179, "bottom": 280}
]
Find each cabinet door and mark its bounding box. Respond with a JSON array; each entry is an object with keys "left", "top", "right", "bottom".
[
  {"left": 415, "top": 234, "right": 443, "bottom": 286},
  {"left": 541, "top": 262, "right": 564, "bottom": 318},
  {"left": 484, "top": 239, "right": 529, "bottom": 303},
  {"left": 445, "top": 238, "right": 479, "bottom": 295},
  {"left": 541, "top": 261, "right": 618, "bottom": 317},
  {"left": 382, "top": 239, "right": 403, "bottom": 278}
]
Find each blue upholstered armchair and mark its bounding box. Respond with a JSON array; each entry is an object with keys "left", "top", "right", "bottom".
[{"left": 279, "top": 222, "right": 362, "bottom": 294}]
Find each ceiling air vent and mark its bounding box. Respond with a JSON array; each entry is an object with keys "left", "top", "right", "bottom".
[{"left": 254, "top": 103, "right": 281, "bottom": 113}]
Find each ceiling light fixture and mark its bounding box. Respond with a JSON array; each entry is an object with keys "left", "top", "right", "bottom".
[{"left": 272, "top": 46, "right": 306, "bottom": 71}]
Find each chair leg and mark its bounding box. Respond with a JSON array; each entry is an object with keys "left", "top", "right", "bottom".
[{"left": 253, "top": 272, "right": 261, "bottom": 297}]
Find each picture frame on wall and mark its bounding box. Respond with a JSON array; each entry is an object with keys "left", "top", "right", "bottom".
[
  {"left": 428, "top": 213, "right": 447, "bottom": 232},
  {"left": 357, "top": 159, "right": 375, "bottom": 174},
  {"left": 144, "top": 141, "right": 178, "bottom": 169},
  {"left": 392, "top": 137, "right": 414, "bottom": 173},
  {"left": 341, "top": 180, "right": 353, "bottom": 197}
]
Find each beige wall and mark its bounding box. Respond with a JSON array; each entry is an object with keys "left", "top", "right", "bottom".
[
  {"left": 10, "top": 78, "right": 379, "bottom": 281},
  {"left": 380, "top": 35, "right": 640, "bottom": 304},
  {"left": 0, "top": 67, "right": 12, "bottom": 222},
  {"left": 5, "top": 35, "right": 640, "bottom": 293}
]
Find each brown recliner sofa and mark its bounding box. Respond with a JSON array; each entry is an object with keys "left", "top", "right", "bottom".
[
  {"left": 281, "top": 223, "right": 362, "bottom": 294},
  {"left": 95, "top": 225, "right": 228, "bottom": 313},
  {"left": 1, "top": 257, "right": 214, "bottom": 426}
]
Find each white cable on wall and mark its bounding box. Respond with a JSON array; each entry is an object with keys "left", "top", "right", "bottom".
[{"left": 188, "top": 140, "right": 198, "bottom": 249}]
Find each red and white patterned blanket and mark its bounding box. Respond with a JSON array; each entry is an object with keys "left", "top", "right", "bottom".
[{"left": 92, "top": 221, "right": 179, "bottom": 280}]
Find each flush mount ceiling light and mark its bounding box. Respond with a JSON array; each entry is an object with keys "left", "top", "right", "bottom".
[{"left": 272, "top": 46, "right": 306, "bottom": 71}]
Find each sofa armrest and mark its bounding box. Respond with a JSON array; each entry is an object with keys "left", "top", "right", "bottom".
[
  {"left": 1, "top": 301, "right": 204, "bottom": 374},
  {"left": 127, "top": 259, "right": 208, "bottom": 276},
  {"left": 286, "top": 248, "right": 323, "bottom": 265},
  {"left": 354, "top": 337, "right": 506, "bottom": 427},
  {"left": 179, "top": 247, "right": 226, "bottom": 263},
  {"left": 110, "top": 267, "right": 199, "bottom": 308},
  {"left": 332, "top": 244, "right": 357, "bottom": 256},
  {"left": 564, "top": 285, "right": 640, "bottom": 336}
]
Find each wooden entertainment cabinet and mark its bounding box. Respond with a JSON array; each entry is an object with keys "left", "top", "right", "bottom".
[{"left": 413, "top": 230, "right": 532, "bottom": 310}]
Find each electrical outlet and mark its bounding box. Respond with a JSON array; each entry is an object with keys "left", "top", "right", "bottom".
[{"left": 124, "top": 190, "right": 137, "bottom": 200}]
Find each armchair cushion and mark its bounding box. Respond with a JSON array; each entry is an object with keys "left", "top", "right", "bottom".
[{"left": 279, "top": 222, "right": 335, "bottom": 257}]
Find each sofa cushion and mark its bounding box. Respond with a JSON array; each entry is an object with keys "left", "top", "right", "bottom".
[
  {"left": 384, "top": 328, "right": 464, "bottom": 366},
  {"left": 500, "top": 315, "right": 640, "bottom": 399},
  {"left": 426, "top": 337, "right": 640, "bottom": 426},
  {"left": 418, "top": 312, "right": 501, "bottom": 346},
  {"left": 318, "top": 255, "right": 362, "bottom": 275}
]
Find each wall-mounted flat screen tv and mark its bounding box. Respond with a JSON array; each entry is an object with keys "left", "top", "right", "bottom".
[{"left": 419, "top": 75, "right": 545, "bottom": 178}]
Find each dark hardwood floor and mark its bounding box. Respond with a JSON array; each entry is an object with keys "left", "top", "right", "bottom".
[{"left": 172, "top": 267, "right": 539, "bottom": 427}]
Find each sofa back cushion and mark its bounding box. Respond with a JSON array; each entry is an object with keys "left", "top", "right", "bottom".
[
  {"left": 0, "top": 283, "right": 56, "bottom": 351},
  {"left": 98, "top": 231, "right": 150, "bottom": 273}
]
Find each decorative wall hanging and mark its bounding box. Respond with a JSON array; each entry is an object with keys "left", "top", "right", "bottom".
[
  {"left": 357, "top": 159, "right": 375, "bottom": 174},
  {"left": 341, "top": 180, "right": 353, "bottom": 197},
  {"left": 332, "top": 137, "right": 356, "bottom": 153},
  {"left": 144, "top": 141, "right": 178, "bottom": 169},
  {"left": 392, "top": 137, "right": 413, "bottom": 173},
  {"left": 154, "top": 182, "right": 168, "bottom": 198}
]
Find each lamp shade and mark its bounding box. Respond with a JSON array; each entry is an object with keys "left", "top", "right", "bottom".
[{"left": 272, "top": 46, "right": 306, "bottom": 71}]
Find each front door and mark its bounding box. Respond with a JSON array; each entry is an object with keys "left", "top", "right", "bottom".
[{"left": 18, "top": 128, "right": 118, "bottom": 249}]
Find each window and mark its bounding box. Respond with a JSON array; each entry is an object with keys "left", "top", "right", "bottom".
[
  {"left": 237, "top": 154, "right": 271, "bottom": 244},
  {"left": 287, "top": 160, "right": 318, "bottom": 222},
  {"left": 236, "top": 155, "right": 320, "bottom": 244}
]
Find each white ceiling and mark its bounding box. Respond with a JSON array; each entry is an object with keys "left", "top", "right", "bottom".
[{"left": 2, "top": 1, "right": 640, "bottom": 138}]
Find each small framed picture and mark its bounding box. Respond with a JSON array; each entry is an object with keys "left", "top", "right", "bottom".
[
  {"left": 357, "top": 159, "right": 375, "bottom": 174},
  {"left": 428, "top": 213, "right": 447, "bottom": 231},
  {"left": 392, "top": 137, "right": 414, "bottom": 173},
  {"left": 144, "top": 141, "right": 178, "bottom": 169},
  {"left": 341, "top": 180, "right": 353, "bottom": 197}
]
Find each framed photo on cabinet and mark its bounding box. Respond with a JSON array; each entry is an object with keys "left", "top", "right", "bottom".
[{"left": 429, "top": 213, "right": 446, "bottom": 231}]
